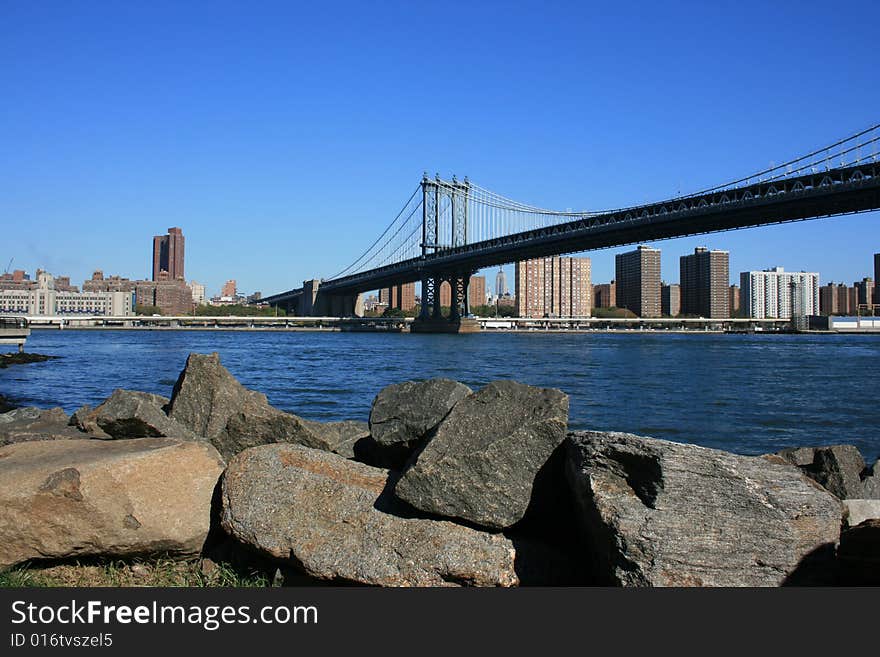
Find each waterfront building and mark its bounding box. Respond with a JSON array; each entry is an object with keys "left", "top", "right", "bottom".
[
  {"left": 740, "top": 267, "right": 819, "bottom": 319},
  {"left": 855, "top": 277, "right": 874, "bottom": 308},
  {"left": 592, "top": 282, "right": 616, "bottom": 309},
  {"left": 615, "top": 245, "right": 661, "bottom": 318},
  {"left": 152, "top": 227, "right": 185, "bottom": 281},
  {"left": 820, "top": 283, "right": 856, "bottom": 315},
  {"left": 379, "top": 282, "right": 416, "bottom": 312},
  {"left": 0, "top": 271, "right": 133, "bottom": 316},
  {"left": 439, "top": 275, "right": 487, "bottom": 310},
  {"left": 680, "top": 247, "right": 729, "bottom": 318},
  {"left": 83, "top": 270, "right": 137, "bottom": 293},
  {"left": 136, "top": 274, "right": 193, "bottom": 315},
  {"left": 729, "top": 285, "right": 740, "bottom": 316},
  {"left": 661, "top": 283, "right": 681, "bottom": 317},
  {"left": 221, "top": 280, "right": 237, "bottom": 298},
  {"left": 190, "top": 281, "right": 206, "bottom": 305},
  {"left": 515, "top": 256, "right": 591, "bottom": 318},
  {"left": 495, "top": 267, "right": 508, "bottom": 297}
]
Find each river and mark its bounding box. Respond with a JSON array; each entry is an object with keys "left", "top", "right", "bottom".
[{"left": 2, "top": 329, "right": 878, "bottom": 461}]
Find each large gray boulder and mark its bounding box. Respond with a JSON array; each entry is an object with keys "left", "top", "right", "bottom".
[
  {"left": 0, "top": 407, "right": 83, "bottom": 445},
  {"left": 221, "top": 444, "right": 519, "bottom": 586},
  {"left": 0, "top": 438, "right": 225, "bottom": 569},
  {"left": 566, "top": 431, "right": 843, "bottom": 587},
  {"left": 394, "top": 380, "right": 569, "bottom": 530},
  {"left": 365, "top": 379, "right": 471, "bottom": 468},
  {"left": 862, "top": 460, "right": 880, "bottom": 499},
  {"left": 300, "top": 419, "right": 370, "bottom": 459},
  {"left": 167, "top": 352, "right": 360, "bottom": 460},
  {"left": 774, "top": 444, "right": 866, "bottom": 499},
  {"left": 72, "top": 390, "right": 196, "bottom": 440}
]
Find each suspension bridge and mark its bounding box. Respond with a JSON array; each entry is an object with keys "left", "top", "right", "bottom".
[{"left": 262, "top": 124, "right": 880, "bottom": 330}]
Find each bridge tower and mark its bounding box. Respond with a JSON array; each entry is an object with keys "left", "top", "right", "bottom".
[{"left": 414, "top": 173, "right": 480, "bottom": 333}]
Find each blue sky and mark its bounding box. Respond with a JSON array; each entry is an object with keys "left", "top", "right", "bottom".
[{"left": 2, "top": 1, "right": 878, "bottom": 297}]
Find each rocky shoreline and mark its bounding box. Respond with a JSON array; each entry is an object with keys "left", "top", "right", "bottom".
[{"left": 1, "top": 352, "right": 878, "bottom": 586}]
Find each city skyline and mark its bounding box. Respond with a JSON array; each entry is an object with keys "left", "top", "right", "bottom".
[{"left": 2, "top": 3, "right": 878, "bottom": 296}]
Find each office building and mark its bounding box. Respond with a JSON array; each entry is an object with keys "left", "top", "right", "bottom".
[
  {"left": 680, "top": 247, "right": 730, "bottom": 318},
  {"left": 152, "top": 227, "right": 185, "bottom": 281},
  {"left": 661, "top": 283, "right": 681, "bottom": 317},
  {"left": 221, "top": 280, "right": 237, "bottom": 299},
  {"left": 495, "top": 267, "right": 508, "bottom": 297},
  {"left": 615, "top": 245, "right": 661, "bottom": 318},
  {"left": 515, "top": 256, "right": 591, "bottom": 318},
  {"left": 740, "top": 267, "right": 820, "bottom": 319}
]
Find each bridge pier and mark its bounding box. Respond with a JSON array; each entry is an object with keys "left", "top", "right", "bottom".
[{"left": 412, "top": 271, "right": 480, "bottom": 333}]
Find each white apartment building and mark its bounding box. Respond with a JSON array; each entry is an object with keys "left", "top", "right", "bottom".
[
  {"left": 740, "top": 267, "right": 820, "bottom": 319},
  {"left": 190, "top": 281, "right": 206, "bottom": 305}
]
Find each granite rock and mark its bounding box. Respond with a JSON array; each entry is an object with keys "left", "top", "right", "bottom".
[
  {"left": 566, "top": 431, "right": 843, "bottom": 586},
  {"left": 395, "top": 380, "right": 569, "bottom": 530}
]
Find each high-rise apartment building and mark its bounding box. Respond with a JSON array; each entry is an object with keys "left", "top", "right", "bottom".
[
  {"left": 661, "top": 283, "right": 681, "bottom": 317},
  {"left": 855, "top": 278, "right": 875, "bottom": 308},
  {"left": 379, "top": 282, "right": 416, "bottom": 312},
  {"left": 221, "top": 280, "right": 237, "bottom": 298},
  {"left": 495, "top": 267, "right": 508, "bottom": 297},
  {"left": 615, "top": 246, "right": 661, "bottom": 318},
  {"left": 152, "top": 227, "right": 185, "bottom": 281},
  {"left": 592, "top": 282, "right": 616, "bottom": 309},
  {"left": 515, "top": 256, "right": 591, "bottom": 318},
  {"left": 680, "top": 247, "right": 730, "bottom": 318},
  {"left": 191, "top": 281, "right": 206, "bottom": 305},
  {"left": 819, "top": 283, "right": 856, "bottom": 316},
  {"left": 729, "top": 285, "right": 740, "bottom": 316},
  {"left": 740, "top": 267, "right": 820, "bottom": 319},
  {"left": 439, "top": 275, "right": 487, "bottom": 309}
]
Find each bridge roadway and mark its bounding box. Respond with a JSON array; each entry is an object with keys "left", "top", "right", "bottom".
[{"left": 262, "top": 160, "right": 880, "bottom": 309}]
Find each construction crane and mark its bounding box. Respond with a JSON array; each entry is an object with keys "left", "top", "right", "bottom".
[{"left": 3, "top": 258, "right": 12, "bottom": 275}]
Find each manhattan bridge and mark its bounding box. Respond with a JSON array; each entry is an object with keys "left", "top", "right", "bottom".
[{"left": 263, "top": 124, "right": 880, "bottom": 329}]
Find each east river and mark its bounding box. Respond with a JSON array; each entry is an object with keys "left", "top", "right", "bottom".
[{"left": 3, "top": 329, "right": 879, "bottom": 461}]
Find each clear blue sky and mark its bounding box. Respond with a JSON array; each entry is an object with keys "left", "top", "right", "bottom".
[{"left": 2, "top": 1, "right": 878, "bottom": 297}]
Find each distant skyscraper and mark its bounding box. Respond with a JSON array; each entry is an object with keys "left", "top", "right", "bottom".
[
  {"left": 221, "top": 280, "right": 237, "bottom": 298},
  {"left": 615, "top": 245, "right": 661, "bottom": 318},
  {"left": 680, "top": 247, "right": 730, "bottom": 318},
  {"left": 515, "top": 256, "right": 591, "bottom": 318},
  {"left": 740, "top": 267, "right": 819, "bottom": 319},
  {"left": 495, "top": 267, "right": 508, "bottom": 297},
  {"left": 661, "top": 283, "right": 681, "bottom": 317},
  {"left": 152, "top": 227, "right": 185, "bottom": 281}
]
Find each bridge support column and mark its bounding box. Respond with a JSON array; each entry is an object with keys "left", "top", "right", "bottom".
[{"left": 410, "top": 271, "right": 480, "bottom": 334}]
